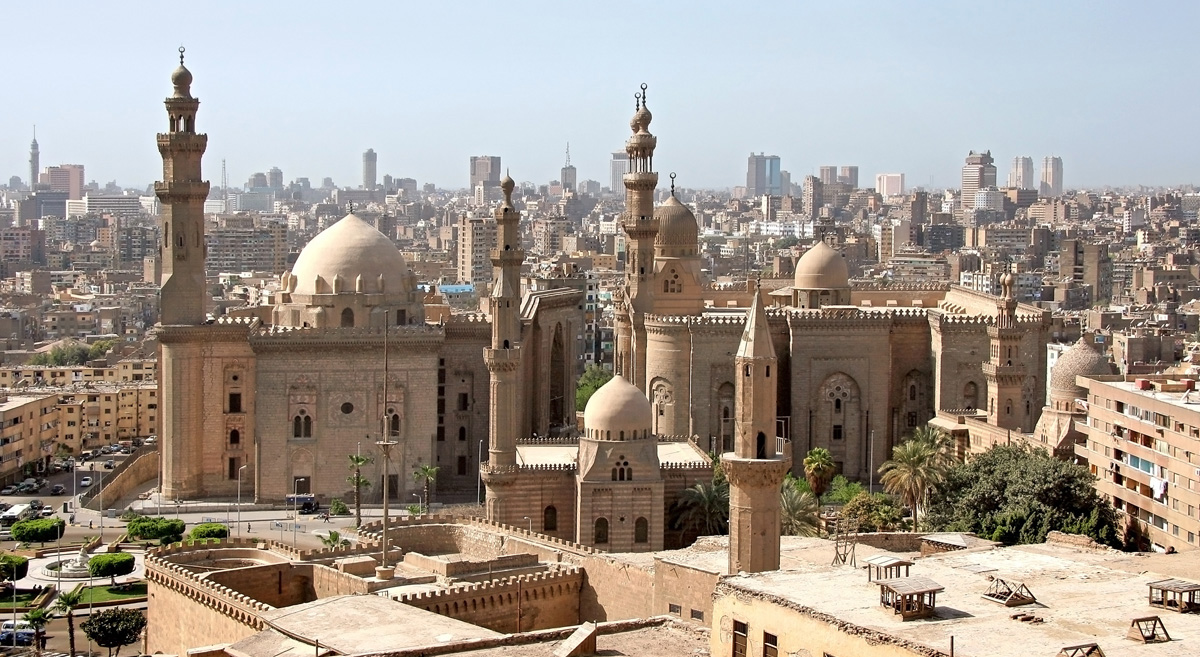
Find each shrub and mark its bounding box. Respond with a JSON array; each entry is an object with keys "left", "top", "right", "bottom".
[
  {"left": 188, "top": 523, "right": 229, "bottom": 540},
  {"left": 88, "top": 553, "right": 135, "bottom": 585},
  {"left": 11, "top": 518, "right": 66, "bottom": 544},
  {"left": 126, "top": 517, "right": 185, "bottom": 542},
  {"left": 329, "top": 498, "right": 349, "bottom": 516},
  {"left": 0, "top": 555, "right": 29, "bottom": 581}
]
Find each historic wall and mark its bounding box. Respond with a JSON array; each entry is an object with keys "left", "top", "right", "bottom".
[
  {"left": 145, "top": 553, "right": 271, "bottom": 656},
  {"left": 395, "top": 567, "right": 582, "bottom": 633},
  {"left": 83, "top": 446, "right": 159, "bottom": 511},
  {"left": 653, "top": 556, "right": 722, "bottom": 624}
]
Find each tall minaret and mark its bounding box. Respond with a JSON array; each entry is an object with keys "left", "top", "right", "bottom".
[
  {"left": 983, "top": 273, "right": 1028, "bottom": 430},
  {"left": 28, "top": 127, "right": 39, "bottom": 190},
  {"left": 481, "top": 173, "right": 524, "bottom": 521},
  {"left": 155, "top": 47, "right": 210, "bottom": 326},
  {"left": 723, "top": 279, "right": 790, "bottom": 574},
  {"left": 619, "top": 83, "right": 659, "bottom": 391}
]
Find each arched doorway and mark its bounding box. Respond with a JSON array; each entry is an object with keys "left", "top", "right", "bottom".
[{"left": 549, "top": 323, "right": 566, "bottom": 427}]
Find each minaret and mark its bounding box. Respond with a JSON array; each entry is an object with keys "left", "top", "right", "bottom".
[
  {"left": 155, "top": 47, "right": 210, "bottom": 326},
  {"left": 722, "top": 279, "right": 790, "bottom": 573},
  {"left": 28, "top": 127, "right": 39, "bottom": 190},
  {"left": 618, "top": 83, "right": 659, "bottom": 391},
  {"left": 481, "top": 173, "right": 524, "bottom": 521},
  {"left": 983, "top": 273, "right": 1028, "bottom": 430}
]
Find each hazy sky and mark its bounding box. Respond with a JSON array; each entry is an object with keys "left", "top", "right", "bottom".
[{"left": 3, "top": 1, "right": 1198, "bottom": 192}]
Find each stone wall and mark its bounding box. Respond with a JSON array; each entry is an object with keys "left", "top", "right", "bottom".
[
  {"left": 855, "top": 532, "right": 926, "bottom": 552},
  {"left": 145, "top": 553, "right": 272, "bottom": 656},
  {"left": 84, "top": 447, "right": 159, "bottom": 511},
  {"left": 653, "top": 557, "right": 722, "bottom": 624},
  {"left": 395, "top": 567, "right": 582, "bottom": 633},
  {"left": 203, "top": 563, "right": 314, "bottom": 608}
]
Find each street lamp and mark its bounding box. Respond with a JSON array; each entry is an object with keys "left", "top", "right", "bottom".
[
  {"left": 237, "top": 465, "right": 248, "bottom": 538},
  {"left": 477, "top": 439, "right": 483, "bottom": 506},
  {"left": 292, "top": 478, "right": 306, "bottom": 549},
  {"left": 98, "top": 467, "right": 105, "bottom": 541},
  {"left": 375, "top": 439, "right": 396, "bottom": 579},
  {"left": 522, "top": 516, "right": 532, "bottom": 532}
]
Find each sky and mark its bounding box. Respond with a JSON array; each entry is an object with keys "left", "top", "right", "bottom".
[{"left": 3, "top": 1, "right": 1198, "bottom": 192}]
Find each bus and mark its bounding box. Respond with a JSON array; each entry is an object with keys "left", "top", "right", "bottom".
[{"left": 0, "top": 504, "right": 33, "bottom": 527}]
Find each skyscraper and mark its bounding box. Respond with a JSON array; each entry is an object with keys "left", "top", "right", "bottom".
[
  {"left": 875, "top": 173, "right": 905, "bottom": 197},
  {"left": 28, "top": 128, "right": 39, "bottom": 191},
  {"left": 363, "top": 149, "right": 377, "bottom": 190},
  {"left": 469, "top": 155, "right": 502, "bottom": 189},
  {"left": 746, "top": 153, "right": 781, "bottom": 197},
  {"left": 1008, "top": 156, "right": 1034, "bottom": 190},
  {"left": 560, "top": 143, "right": 577, "bottom": 192},
  {"left": 610, "top": 152, "right": 628, "bottom": 193},
  {"left": 960, "top": 151, "right": 996, "bottom": 211},
  {"left": 838, "top": 166, "right": 859, "bottom": 188},
  {"left": 1040, "top": 156, "right": 1063, "bottom": 197},
  {"left": 40, "top": 164, "right": 85, "bottom": 200},
  {"left": 267, "top": 166, "right": 283, "bottom": 190},
  {"left": 819, "top": 166, "right": 837, "bottom": 186}
]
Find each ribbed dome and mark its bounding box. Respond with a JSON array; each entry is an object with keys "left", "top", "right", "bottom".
[
  {"left": 584, "top": 376, "right": 653, "bottom": 441},
  {"left": 289, "top": 214, "right": 409, "bottom": 296},
  {"left": 1050, "top": 338, "right": 1112, "bottom": 400},
  {"left": 794, "top": 240, "right": 849, "bottom": 290},
  {"left": 654, "top": 196, "right": 698, "bottom": 251}
]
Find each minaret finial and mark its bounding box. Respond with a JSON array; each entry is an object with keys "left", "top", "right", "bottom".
[
  {"left": 348, "top": 201, "right": 354, "bottom": 214},
  {"left": 670, "top": 172, "right": 676, "bottom": 197},
  {"left": 640, "top": 82, "right": 648, "bottom": 106},
  {"left": 179, "top": 46, "right": 186, "bottom": 66},
  {"left": 634, "top": 92, "right": 641, "bottom": 110}
]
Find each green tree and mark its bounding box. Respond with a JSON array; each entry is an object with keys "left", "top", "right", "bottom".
[
  {"left": 88, "top": 553, "right": 135, "bottom": 586},
  {"left": 320, "top": 530, "right": 350, "bottom": 548},
  {"left": 126, "top": 517, "right": 185, "bottom": 544},
  {"left": 53, "top": 589, "right": 84, "bottom": 657},
  {"left": 22, "top": 608, "right": 50, "bottom": 657},
  {"left": 924, "top": 444, "right": 1124, "bottom": 548},
  {"left": 908, "top": 425, "right": 955, "bottom": 469},
  {"left": 0, "top": 555, "right": 29, "bottom": 581},
  {"left": 575, "top": 364, "right": 613, "bottom": 410},
  {"left": 677, "top": 481, "right": 729, "bottom": 536},
  {"left": 823, "top": 475, "right": 865, "bottom": 505},
  {"left": 29, "top": 343, "right": 91, "bottom": 367},
  {"left": 80, "top": 608, "right": 146, "bottom": 657},
  {"left": 347, "top": 453, "right": 374, "bottom": 527},
  {"left": 802, "top": 448, "right": 837, "bottom": 498},
  {"left": 87, "top": 339, "right": 117, "bottom": 362},
  {"left": 841, "top": 492, "right": 903, "bottom": 532},
  {"left": 879, "top": 438, "right": 944, "bottom": 530},
  {"left": 188, "top": 523, "right": 229, "bottom": 540},
  {"left": 780, "top": 485, "right": 820, "bottom": 537},
  {"left": 11, "top": 518, "right": 65, "bottom": 545},
  {"left": 329, "top": 498, "right": 349, "bottom": 516},
  {"left": 412, "top": 464, "right": 439, "bottom": 513},
  {"left": 775, "top": 236, "right": 800, "bottom": 249}
]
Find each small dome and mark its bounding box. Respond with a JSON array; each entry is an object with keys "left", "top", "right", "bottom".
[
  {"left": 171, "top": 65, "right": 193, "bottom": 97},
  {"left": 289, "top": 213, "right": 409, "bottom": 296},
  {"left": 654, "top": 196, "right": 698, "bottom": 251},
  {"left": 794, "top": 241, "right": 849, "bottom": 290},
  {"left": 584, "top": 376, "right": 653, "bottom": 440},
  {"left": 1050, "top": 338, "right": 1112, "bottom": 400}
]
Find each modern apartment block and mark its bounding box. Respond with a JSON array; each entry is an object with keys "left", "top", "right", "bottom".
[
  {"left": 456, "top": 213, "right": 496, "bottom": 285},
  {"left": 205, "top": 215, "right": 289, "bottom": 274},
  {"left": 960, "top": 150, "right": 996, "bottom": 211},
  {"left": 1076, "top": 374, "right": 1200, "bottom": 552}
]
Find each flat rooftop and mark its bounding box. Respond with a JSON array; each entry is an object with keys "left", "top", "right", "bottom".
[
  {"left": 516, "top": 441, "right": 709, "bottom": 467},
  {"left": 446, "top": 621, "right": 710, "bottom": 657},
  {"left": 721, "top": 539, "right": 1200, "bottom": 657}
]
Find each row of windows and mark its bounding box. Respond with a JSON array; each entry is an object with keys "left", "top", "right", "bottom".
[{"left": 592, "top": 516, "right": 648, "bottom": 544}]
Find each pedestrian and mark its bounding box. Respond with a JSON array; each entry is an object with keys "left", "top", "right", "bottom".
[
  {"left": 69, "top": 514, "right": 75, "bottom": 525},
  {"left": 88, "top": 520, "right": 93, "bottom": 529},
  {"left": 247, "top": 523, "right": 251, "bottom": 533}
]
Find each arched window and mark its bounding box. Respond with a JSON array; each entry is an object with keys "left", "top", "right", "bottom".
[
  {"left": 756, "top": 431, "right": 767, "bottom": 459},
  {"left": 293, "top": 416, "right": 301, "bottom": 438},
  {"left": 593, "top": 518, "right": 609, "bottom": 544},
  {"left": 627, "top": 467, "right": 633, "bottom": 480},
  {"left": 634, "top": 517, "right": 649, "bottom": 543},
  {"left": 229, "top": 429, "right": 240, "bottom": 445},
  {"left": 543, "top": 505, "right": 557, "bottom": 532},
  {"left": 340, "top": 307, "right": 354, "bottom": 327},
  {"left": 391, "top": 414, "right": 401, "bottom": 436},
  {"left": 458, "top": 426, "right": 466, "bottom": 442},
  {"left": 612, "top": 468, "right": 618, "bottom": 481},
  {"left": 303, "top": 415, "right": 312, "bottom": 437},
  {"left": 909, "top": 385, "right": 917, "bottom": 401},
  {"left": 834, "top": 399, "right": 842, "bottom": 413},
  {"left": 293, "top": 410, "right": 312, "bottom": 438}
]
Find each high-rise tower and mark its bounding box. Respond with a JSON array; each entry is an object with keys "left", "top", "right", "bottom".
[
  {"left": 156, "top": 47, "right": 210, "bottom": 326},
  {"left": 1040, "top": 156, "right": 1063, "bottom": 197},
  {"left": 363, "top": 149, "right": 378, "bottom": 190},
  {"left": 1008, "top": 156, "right": 1034, "bottom": 190},
  {"left": 28, "top": 128, "right": 39, "bottom": 191},
  {"left": 723, "top": 279, "right": 790, "bottom": 573},
  {"left": 481, "top": 173, "right": 525, "bottom": 520},
  {"left": 615, "top": 84, "right": 659, "bottom": 390},
  {"left": 560, "top": 143, "right": 577, "bottom": 192},
  {"left": 960, "top": 150, "right": 996, "bottom": 211}
]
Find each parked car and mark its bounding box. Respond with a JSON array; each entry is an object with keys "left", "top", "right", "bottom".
[
  {"left": 28, "top": 500, "right": 42, "bottom": 510},
  {"left": 119, "top": 447, "right": 131, "bottom": 455},
  {"left": 50, "top": 485, "right": 65, "bottom": 495},
  {"left": 103, "top": 460, "right": 115, "bottom": 470},
  {"left": 0, "top": 630, "right": 35, "bottom": 646},
  {"left": 39, "top": 508, "right": 53, "bottom": 518},
  {"left": 80, "top": 477, "right": 92, "bottom": 487},
  {"left": 0, "top": 487, "right": 13, "bottom": 496}
]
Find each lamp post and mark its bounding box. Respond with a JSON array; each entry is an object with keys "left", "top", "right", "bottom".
[
  {"left": 292, "top": 478, "right": 306, "bottom": 549},
  {"left": 522, "top": 516, "right": 532, "bottom": 532},
  {"left": 237, "top": 465, "right": 248, "bottom": 538},
  {"left": 98, "top": 467, "right": 104, "bottom": 542},
  {"left": 375, "top": 439, "right": 397, "bottom": 579},
  {"left": 477, "top": 439, "right": 483, "bottom": 506}
]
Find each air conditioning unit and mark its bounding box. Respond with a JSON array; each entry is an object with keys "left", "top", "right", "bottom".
[{"left": 1135, "top": 379, "right": 1152, "bottom": 390}]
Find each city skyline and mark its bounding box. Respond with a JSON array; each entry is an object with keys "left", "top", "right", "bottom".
[{"left": 3, "top": 1, "right": 1199, "bottom": 192}]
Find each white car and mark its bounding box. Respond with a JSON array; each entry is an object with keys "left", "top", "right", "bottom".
[
  {"left": 80, "top": 477, "right": 93, "bottom": 487},
  {"left": 39, "top": 508, "right": 53, "bottom": 517}
]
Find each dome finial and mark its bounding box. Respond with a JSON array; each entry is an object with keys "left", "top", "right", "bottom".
[
  {"left": 348, "top": 201, "right": 355, "bottom": 214},
  {"left": 500, "top": 169, "right": 515, "bottom": 207},
  {"left": 179, "top": 46, "right": 186, "bottom": 66},
  {"left": 669, "top": 172, "right": 677, "bottom": 197},
  {"left": 640, "top": 82, "right": 648, "bottom": 106}
]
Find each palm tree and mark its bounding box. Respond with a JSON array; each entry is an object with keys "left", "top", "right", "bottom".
[
  {"left": 347, "top": 454, "right": 374, "bottom": 527},
  {"left": 412, "top": 464, "right": 439, "bottom": 513},
  {"left": 320, "top": 530, "right": 350, "bottom": 548},
  {"left": 22, "top": 608, "right": 49, "bottom": 657},
  {"left": 909, "top": 425, "right": 955, "bottom": 468},
  {"left": 780, "top": 484, "right": 820, "bottom": 537},
  {"left": 678, "top": 482, "right": 729, "bottom": 535},
  {"left": 803, "top": 448, "right": 837, "bottom": 498},
  {"left": 53, "top": 589, "right": 84, "bottom": 657},
  {"left": 879, "top": 439, "right": 945, "bottom": 530}
]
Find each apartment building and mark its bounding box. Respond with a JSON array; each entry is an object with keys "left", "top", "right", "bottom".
[
  {"left": 0, "top": 392, "right": 61, "bottom": 484},
  {"left": 1077, "top": 374, "right": 1200, "bottom": 552}
]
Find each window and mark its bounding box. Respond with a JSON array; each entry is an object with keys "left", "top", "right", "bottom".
[
  {"left": 293, "top": 410, "right": 312, "bottom": 438},
  {"left": 340, "top": 307, "right": 354, "bottom": 327},
  {"left": 593, "top": 517, "right": 609, "bottom": 544},
  {"left": 341, "top": 402, "right": 354, "bottom": 414},
  {"left": 544, "top": 505, "right": 558, "bottom": 532},
  {"left": 635, "top": 517, "right": 648, "bottom": 543},
  {"left": 228, "top": 393, "right": 242, "bottom": 413},
  {"left": 228, "top": 457, "right": 240, "bottom": 480},
  {"left": 668, "top": 603, "right": 682, "bottom": 615},
  {"left": 457, "top": 455, "right": 467, "bottom": 476},
  {"left": 229, "top": 429, "right": 240, "bottom": 445},
  {"left": 832, "top": 424, "right": 843, "bottom": 441},
  {"left": 763, "top": 632, "right": 778, "bottom": 657},
  {"left": 458, "top": 393, "right": 469, "bottom": 411},
  {"left": 690, "top": 609, "right": 704, "bottom": 621},
  {"left": 733, "top": 620, "right": 748, "bottom": 657}
]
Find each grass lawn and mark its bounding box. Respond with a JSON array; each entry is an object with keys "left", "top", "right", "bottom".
[
  {"left": 0, "top": 591, "right": 39, "bottom": 608},
  {"left": 75, "top": 582, "right": 147, "bottom": 604}
]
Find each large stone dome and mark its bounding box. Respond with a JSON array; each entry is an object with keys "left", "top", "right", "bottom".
[
  {"left": 793, "top": 240, "right": 849, "bottom": 290},
  {"left": 584, "top": 375, "right": 653, "bottom": 441},
  {"left": 654, "top": 196, "right": 698, "bottom": 253},
  {"left": 1049, "top": 338, "right": 1112, "bottom": 402},
  {"left": 289, "top": 213, "right": 409, "bottom": 296}
]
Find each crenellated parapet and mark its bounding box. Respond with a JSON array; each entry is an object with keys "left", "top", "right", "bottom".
[
  {"left": 852, "top": 281, "right": 952, "bottom": 291},
  {"left": 145, "top": 551, "right": 274, "bottom": 631},
  {"left": 248, "top": 323, "right": 444, "bottom": 350}
]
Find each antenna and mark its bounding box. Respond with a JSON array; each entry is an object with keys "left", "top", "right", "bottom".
[
  {"left": 221, "top": 159, "right": 228, "bottom": 210},
  {"left": 565, "top": 142, "right": 571, "bottom": 167}
]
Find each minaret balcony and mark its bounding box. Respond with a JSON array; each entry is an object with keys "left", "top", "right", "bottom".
[
  {"left": 981, "top": 362, "right": 1026, "bottom": 379},
  {"left": 485, "top": 346, "right": 521, "bottom": 372}
]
